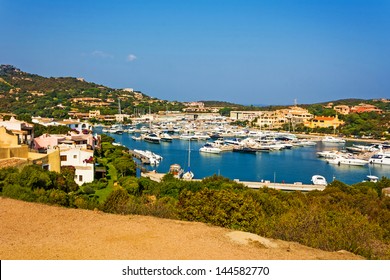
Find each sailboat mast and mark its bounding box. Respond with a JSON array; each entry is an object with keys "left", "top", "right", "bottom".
[{"left": 187, "top": 139, "right": 191, "bottom": 170}]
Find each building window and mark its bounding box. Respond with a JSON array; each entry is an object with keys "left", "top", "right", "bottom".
[
  {"left": 60, "top": 155, "right": 67, "bottom": 161},
  {"left": 73, "top": 155, "right": 77, "bottom": 159},
  {"left": 79, "top": 175, "right": 83, "bottom": 182}
]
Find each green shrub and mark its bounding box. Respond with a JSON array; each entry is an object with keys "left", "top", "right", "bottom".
[
  {"left": 102, "top": 188, "right": 130, "bottom": 214},
  {"left": 2, "top": 184, "right": 37, "bottom": 202}
]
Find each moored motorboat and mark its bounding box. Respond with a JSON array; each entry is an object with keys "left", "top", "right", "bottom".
[
  {"left": 316, "top": 150, "right": 339, "bottom": 158},
  {"left": 160, "top": 133, "right": 173, "bottom": 142},
  {"left": 369, "top": 150, "right": 390, "bottom": 165},
  {"left": 131, "top": 135, "right": 142, "bottom": 141},
  {"left": 143, "top": 133, "right": 161, "bottom": 144},
  {"left": 327, "top": 155, "right": 368, "bottom": 166},
  {"left": 199, "top": 143, "right": 221, "bottom": 154},
  {"left": 311, "top": 175, "right": 328, "bottom": 185},
  {"left": 364, "top": 175, "right": 379, "bottom": 183},
  {"left": 322, "top": 136, "right": 346, "bottom": 144}
]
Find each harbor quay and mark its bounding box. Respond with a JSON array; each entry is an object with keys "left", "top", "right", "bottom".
[{"left": 142, "top": 172, "right": 326, "bottom": 192}]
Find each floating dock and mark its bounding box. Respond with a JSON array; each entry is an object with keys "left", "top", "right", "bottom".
[{"left": 142, "top": 172, "right": 325, "bottom": 192}]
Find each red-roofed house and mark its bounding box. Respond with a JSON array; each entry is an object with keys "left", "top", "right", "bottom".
[{"left": 350, "top": 103, "right": 383, "bottom": 114}]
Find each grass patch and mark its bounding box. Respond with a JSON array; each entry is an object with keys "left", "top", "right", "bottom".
[{"left": 95, "top": 163, "right": 118, "bottom": 203}]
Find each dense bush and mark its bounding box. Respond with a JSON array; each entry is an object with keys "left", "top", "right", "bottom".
[{"left": 174, "top": 179, "right": 390, "bottom": 259}]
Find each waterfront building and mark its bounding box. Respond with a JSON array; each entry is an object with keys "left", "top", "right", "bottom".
[
  {"left": 276, "top": 106, "right": 313, "bottom": 125},
  {"left": 114, "top": 113, "right": 130, "bottom": 123},
  {"left": 305, "top": 115, "right": 344, "bottom": 129},
  {"left": 230, "top": 111, "right": 261, "bottom": 121},
  {"left": 256, "top": 111, "right": 282, "bottom": 129},
  {"left": 230, "top": 106, "right": 312, "bottom": 129}
]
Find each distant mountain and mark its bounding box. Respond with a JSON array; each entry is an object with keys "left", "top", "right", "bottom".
[{"left": 200, "top": 100, "right": 242, "bottom": 107}]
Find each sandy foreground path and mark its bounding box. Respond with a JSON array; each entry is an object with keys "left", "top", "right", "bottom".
[{"left": 0, "top": 197, "right": 362, "bottom": 260}]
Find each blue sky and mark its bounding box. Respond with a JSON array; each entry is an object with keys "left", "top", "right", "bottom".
[{"left": 1, "top": 0, "right": 389, "bottom": 105}]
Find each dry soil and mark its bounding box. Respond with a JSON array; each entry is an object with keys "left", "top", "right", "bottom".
[{"left": 0, "top": 197, "right": 362, "bottom": 260}]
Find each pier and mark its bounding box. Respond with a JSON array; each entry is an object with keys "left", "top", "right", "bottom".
[
  {"left": 142, "top": 172, "right": 325, "bottom": 192},
  {"left": 236, "top": 179, "right": 326, "bottom": 192},
  {"left": 128, "top": 149, "right": 151, "bottom": 164}
]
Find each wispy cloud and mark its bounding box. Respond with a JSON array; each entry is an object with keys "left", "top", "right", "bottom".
[
  {"left": 126, "top": 54, "right": 137, "bottom": 62},
  {"left": 91, "top": 50, "right": 113, "bottom": 58}
]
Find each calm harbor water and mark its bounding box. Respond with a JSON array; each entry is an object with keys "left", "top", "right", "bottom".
[{"left": 95, "top": 128, "right": 390, "bottom": 185}]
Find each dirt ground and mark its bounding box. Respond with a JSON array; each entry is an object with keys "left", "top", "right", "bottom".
[{"left": 0, "top": 197, "right": 362, "bottom": 260}]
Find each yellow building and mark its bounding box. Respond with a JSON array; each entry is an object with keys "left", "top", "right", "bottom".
[
  {"left": 0, "top": 126, "right": 60, "bottom": 172},
  {"left": 305, "top": 115, "right": 344, "bottom": 129}
]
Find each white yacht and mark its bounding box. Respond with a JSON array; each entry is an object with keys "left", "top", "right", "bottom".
[
  {"left": 199, "top": 143, "right": 222, "bottom": 154},
  {"left": 211, "top": 139, "right": 234, "bottom": 151},
  {"left": 316, "top": 150, "right": 339, "bottom": 159},
  {"left": 143, "top": 133, "right": 161, "bottom": 144},
  {"left": 369, "top": 152, "right": 390, "bottom": 165},
  {"left": 131, "top": 135, "right": 142, "bottom": 141},
  {"left": 364, "top": 175, "right": 379, "bottom": 183},
  {"left": 160, "top": 133, "right": 173, "bottom": 142},
  {"left": 327, "top": 155, "right": 368, "bottom": 166},
  {"left": 311, "top": 175, "right": 328, "bottom": 186},
  {"left": 193, "top": 132, "right": 210, "bottom": 140},
  {"left": 179, "top": 133, "right": 195, "bottom": 141},
  {"left": 322, "top": 136, "right": 346, "bottom": 144}
]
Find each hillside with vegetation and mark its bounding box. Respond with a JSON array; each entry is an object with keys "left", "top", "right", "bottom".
[
  {"left": 0, "top": 65, "right": 185, "bottom": 118},
  {"left": 1, "top": 135, "right": 389, "bottom": 259}
]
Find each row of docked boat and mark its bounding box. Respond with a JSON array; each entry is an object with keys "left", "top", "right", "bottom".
[
  {"left": 197, "top": 136, "right": 318, "bottom": 154},
  {"left": 131, "top": 133, "right": 173, "bottom": 143},
  {"left": 317, "top": 144, "right": 390, "bottom": 166},
  {"left": 317, "top": 149, "right": 370, "bottom": 166}
]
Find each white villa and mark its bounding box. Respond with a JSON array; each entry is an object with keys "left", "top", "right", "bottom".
[{"left": 49, "top": 144, "right": 94, "bottom": 186}]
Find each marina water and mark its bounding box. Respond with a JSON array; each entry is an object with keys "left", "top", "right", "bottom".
[{"left": 95, "top": 128, "right": 389, "bottom": 185}]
